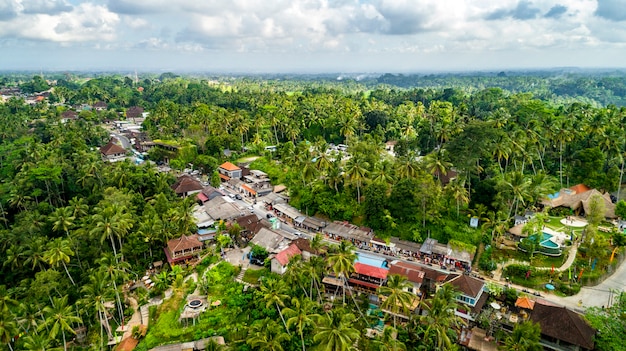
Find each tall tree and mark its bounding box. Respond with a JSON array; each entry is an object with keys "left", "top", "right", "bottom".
[
  {"left": 313, "top": 311, "right": 360, "bottom": 351},
  {"left": 43, "top": 239, "right": 76, "bottom": 286},
  {"left": 39, "top": 296, "right": 82, "bottom": 351},
  {"left": 283, "top": 297, "right": 320, "bottom": 351},
  {"left": 502, "top": 321, "right": 542, "bottom": 351},
  {"left": 260, "top": 278, "right": 291, "bottom": 333}
]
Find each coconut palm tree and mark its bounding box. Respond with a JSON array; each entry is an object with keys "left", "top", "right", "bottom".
[
  {"left": 80, "top": 270, "right": 114, "bottom": 347},
  {"left": 327, "top": 241, "right": 357, "bottom": 305},
  {"left": 90, "top": 205, "right": 133, "bottom": 262},
  {"left": 419, "top": 285, "right": 465, "bottom": 350},
  {"left": 445, "top": 178, "right": 470, "bottom": 217},
  {"left": 97, "top": 254, "right": 129, "bottom": 328},
  {"left": 0, "top": 311, "right": 18, "bottom": 351},
  {"left": 344, "top": 157, "right": 369, "bottom": 204},
  {"left": 260, "top": 278, "right": 291, "bottom": 332},
  {"left": 371, "top": 326, "right": 406, "bottom": 351},
  {"left": 283, "top": 297, "right": 320, "bottom": 351},
  {"left": 313, "top": 311, "right": 360, "bottom": 351},
  {"left": 43, "top": 238, "right": 75, "bottom": 285},
  {"left": 378, "top": 274, "right": 415, "bottom": 330},
  {"left": 49, "top": 207, "right": 75, "bottom": 237},
  {"left": 39, "top": 296, "right": 82, "bottom": 351},
  {"left": 247, "top": 318, "right": 290, "bottom": 351},
  {"left": 21, "top": 332, "right": 60, "bottom": 351},
  {"left": 502, "top": 321, "right": 542, "bottom": 351}
]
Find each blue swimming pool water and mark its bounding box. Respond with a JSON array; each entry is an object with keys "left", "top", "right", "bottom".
[
  {"left": 355, "top": 253, "right": 388, "bottom": 269},
  {"left": 539, "top": 232, "right": 560, "bottom": 249}
]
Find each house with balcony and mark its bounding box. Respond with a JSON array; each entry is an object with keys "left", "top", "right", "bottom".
[
  {"left": 529, "top": 301, "right": 595, "bottom": 351},
  {"left": 218, "top": 162, "right": 242, "bottom": 182},
  {"left": 164, "top": 234, "right": 203, "bottom": 265},
  {"left": 443, "top": 274, "right": 488, "bottom": 322},
  {"left": 348, "top": 262, "right": 389, "bottom": 295}
]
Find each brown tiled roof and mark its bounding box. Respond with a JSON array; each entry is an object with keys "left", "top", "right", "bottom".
[
  {"left": 167, "top": 234, "right": 202, "bottom": 253},
  {"left": 446, "top": 274, "right": 484, "bottom": 298},
  {"left": 421, "top": 266, "right": 449, "bottom": 283},
  {"left": 275, "top": 244, "right": 302, "bottom": 266},
  {"left": 542, "top": 188, "right": 615, "bottom": 218},
  {"left": 292, "top": 238, "right": 314, "bottom": 254},
  {"left": 235, "top": 214, "right": 263, "bottom": 234},
  {"left": 100, "top": 141, "right": 126, "bottom": 155},
  {"left": 126, "top": 106, "right": 144, "bottom": 118},
  {"left": 389, "top": 261, "right": 425, "bottom": 284},
  {"left": 93, "top": 101, "right": 108, "bottom": 108},
  {"left": 62, "top": 110, "right": 78, "bottom": 119},
  {"left": 530, "top": 301, "right": 595, "bottom": 350},
  {"left": 171, "top": 175, "right": 203, "bottom": 195},
  {"left": 219, "top": 162, "right": 241, "bottom": 171}
]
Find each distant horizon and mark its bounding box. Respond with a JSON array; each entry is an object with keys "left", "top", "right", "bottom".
[
  {"left": 2, "top": 66, "right": 626, "bottom": 76},
  {"left": 2, "top": 1, "right": 626, "bottom": 74}
]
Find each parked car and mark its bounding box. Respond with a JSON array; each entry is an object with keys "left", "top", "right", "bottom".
[
  {"left": 266, "top": 213, "right": 274, "bottom": 219},
  {"left": 228, "top": 193, "right": 235, "bottom": 199},
  {"left": 294, "top": 231, "right": 303, "bottom": 237},
  {"left": 235, "top": 194, "right": 242, "bottom": 200}
]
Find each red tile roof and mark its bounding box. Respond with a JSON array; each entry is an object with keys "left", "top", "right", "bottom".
[
  {"left": 354, "top": 262, "right": 388, "bottom": 280},
  {"left": 348, "top": 278, "right": 381, "bottom": 289},
  {"left": 275, "top": 244, "right": 301, "bottom": 266},
  {"left": 218, "top": 173, "right": 230, "bottom": 180},
  {"left": 197, "top": 192, "right": 209, "bottom": 203},
  {"left": 242, "top": 183, "right": 257, "bottom": 195},
  {"left": 219, "top": 162, "right": 241, "bottom": 172},
  {"left": 515, "top": 296, "right": 535, "bottom": 310},
  {"left": 570, "top": 183, "right": 591, "bottom": 194},
  {"left": 389, "top": 261, "right": 425, "bottom": 284}
]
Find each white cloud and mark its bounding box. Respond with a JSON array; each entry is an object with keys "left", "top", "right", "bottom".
[{"left": 0, "top": 3, "right": 119, "bottom": 42}]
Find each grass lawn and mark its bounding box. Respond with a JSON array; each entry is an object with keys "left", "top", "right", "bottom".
[
  {"left": 493, "top": 246, "right": 567, "bottom": 268},
  {"left": 242, "top": 268, "right": 270, "bottom": 285},
  {"left": 236, "top": 155, "right": 260, "bottom": 163}
]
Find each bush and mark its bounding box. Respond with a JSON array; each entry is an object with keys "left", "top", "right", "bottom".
[
  {"left": 479, "top": 246, "right": 497, "bottom": 272},
  {"left": 557, "top": 283, "right": 581, "bottom": 295}
]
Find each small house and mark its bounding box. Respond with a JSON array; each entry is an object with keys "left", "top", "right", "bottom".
[
  {"left": 100, "top": 140, "right": 127, "bottom": 161},
  {"left": 171, "top": 175, "right": 204, "bottom": 198},
  {"left": 271, "top": 243, "right": 302, "bottom": 274},
  {"left": 164, "top": 235, "right": 203, "bottom": 265},
  {"left": 443, "top": 274, "right": 488, "bottom": 322},
  {"left": 218, "top": 162, "right": 242, "bottom": 181}
]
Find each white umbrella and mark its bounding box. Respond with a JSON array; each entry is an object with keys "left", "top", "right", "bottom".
[{"left": 490, "top": 302, "right": 501, "bottom": 310}]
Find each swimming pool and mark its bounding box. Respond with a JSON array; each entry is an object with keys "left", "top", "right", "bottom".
[{"left": 355, "top": 252, "right": 388, "bottom": 269}]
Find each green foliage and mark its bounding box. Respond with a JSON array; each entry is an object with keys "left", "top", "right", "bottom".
[{"left": 585, "top": 292, "right": 626, "bottom": 350}]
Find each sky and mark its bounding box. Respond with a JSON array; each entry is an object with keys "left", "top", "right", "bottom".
[{"left": 0, "top": 0, "right": 626, "bottom": 73}]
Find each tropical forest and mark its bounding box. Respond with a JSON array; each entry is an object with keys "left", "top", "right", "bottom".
[{"left": 0, "top": 71, "right": 625, "bottom": 351}]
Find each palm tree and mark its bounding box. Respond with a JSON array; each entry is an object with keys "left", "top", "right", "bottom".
[
  {"left": 90, "top": 205, "right": 133, "bottom": 261},
  {"left": 0, "top": 311, "right": 18, "bottom": 351},
  {"left": 327, "top": 241, "right": 357, "bottom": 305},
  {"left": 371, "top": 326, "right": 406, "bottom": 351},
  {"left": 24, "top": 237, "right": 48, "bottom": 271},
  {"left": 423, "top": 150, "right": 453, "bottom": 181},
  {"left": 419, "top": 285, "right": 465, "bottom": 350},
  {"left": 502, "top": 321, "right": 542, "bottom": 351},
  {"left": 283, "top": 297, "right": 320, "bottom": 351},
  {"left": 39, "top": 296, "right": 82, "bottom": 351},
  {"left": 313, "top": 311, "right": 360, "bottom": 351},
  {"left": 81, "top": 270, "right": 114, "bottom": 347},
  {"left": 97, "top": 254, "right": 129, "bottom": 329},
  {"left": 344, "top": 157, "right": 369, "bottom": 203},
  {"left": 247, "top": 318, "right": 290, "bottom": 351},
  {"left": 378, "top": 274, "right": 415, "bottom": 330},
  {"left": 445, "top": 178, "right": 470, "bottom": 217},
  {"left": 260, "top": 278, "right": 291, "bottom": 332},
  {"left": 43, "top": 238, "right": 76, "bottom": 285},
  {"left": 49, "top": 207, "right": 75, "bottom": 236},
  {"left": 21, "top": 333, "right": 60, "bottom": 351}
]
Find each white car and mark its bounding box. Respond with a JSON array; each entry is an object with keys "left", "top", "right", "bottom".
[{"left": 247, "top": 206, "right": 254, "bottom": 211}]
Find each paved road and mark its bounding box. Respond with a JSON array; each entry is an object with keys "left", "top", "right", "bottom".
[{"left": 110, "top": 131, "right": 131, "bottom": 149}]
